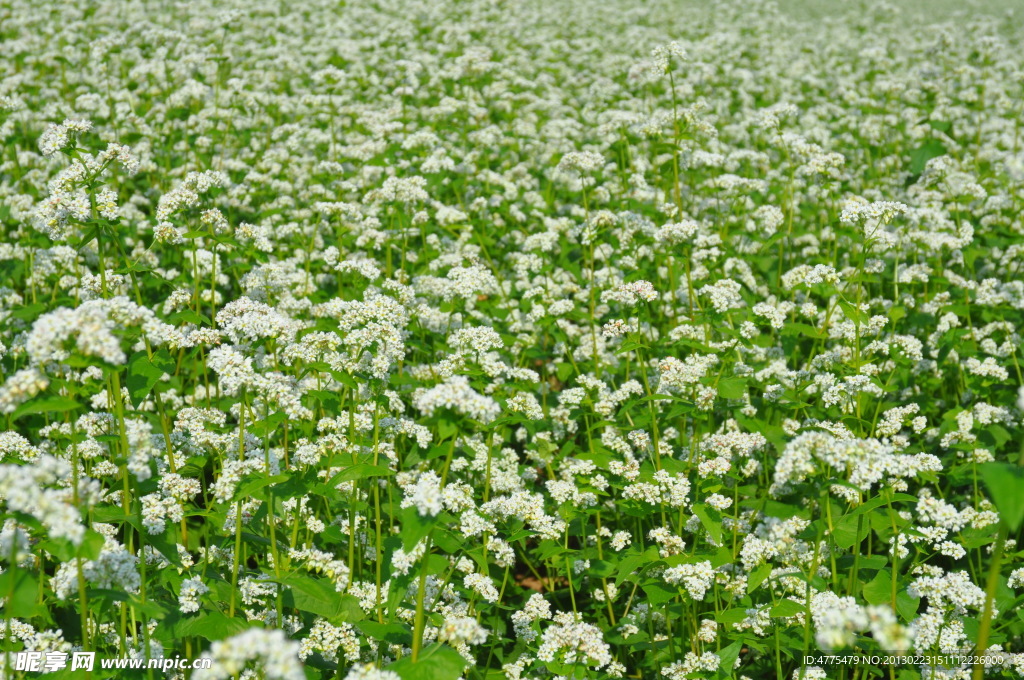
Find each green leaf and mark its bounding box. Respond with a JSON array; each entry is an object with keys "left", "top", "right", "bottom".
[
  {"left": 770, "top": 599, "right": 804, "bottom": 618},
  {"left": 896, "top": 591, "right": 920, "bottom": 623},
  {"left": 718, "top": 640, "right": 744, "bottom": 671},
  {"left": 909, "top": 140, "right": 946, "bottom": 175},
  {"left": 643, "top": 582, "right": 677, "bottom": 605},
  {"left": 232, "top": 474, "right": 290, "bottom": 503},
  {"left": 556, "top": 362, "right": 574, "bottom": 383},
  {"left": 12, "top": 396, "right": 82, "bottom": 420},
  {"left": 437, "top": 419, "right": 458, "bottom": 441},
  {"left": 747, "top": 563, "right": 772, "bottom": 594},
  {"left": 980, "top": 463, "right": 1024, "bottom": 531},
  {"left": 167, "top": 309, "right": 212, "bottom": 326},
  {"left": 75, "top": 224, "right": 101, "bottom": 249},
  {"left": 616, "top": 547, "right": 659, "bottom": 584},
  {"left": 307, "top": 389, "right": 340, "bottom": 412},
  {"left": 327, "top": 368, "right": 358, "bottom": 389},
  {"left": 715, "top": 377, "right": 747, "bottom": 400},
  {"left": 167, "top": 611, "right": 251, "bottom": 641},
  {"left": 862, "top": 569, "right": 893, "bottom": 606},
  {"left": 78, "top": 529, "right": 106, "bottom": 560},
  {"left": 832, "top": 513, "right": 868, "bottom": 550},
  {"left": 757, "top": 231, "right": 787, "bottom": 254},
  {"left": 0, "top": 259, "right": 24, "bottom": 282},
  {"left": 715, "top": 607, "right": 749, "bottom": 624},
  {"left": 388, "top": 643, "right": 470, "bottom": 680},
  {"left": 981, "top": 424, "right": 1012, "bottom": 450},
  {"left": 87, "top": 588, "right": 130, "bottom": 608},
  {"left": 8, "top": 302, "right": 48, "bottom": 321},
  {"left": 781, "top": 322, "right": 823, "bottom": 339},
  {"left": 249, "top": 411, "right": 288, "bottom": 437},
  {"left": 356, "top": 621, "right": 412, "bottom": 644},
  {"left": 129, "top": 595, "right": 169, "bottom": 621},
  {"left": 837, "top": 299, "right": 866, "bottom": 324},
  {"left": 272, "top": 470, "right": 318, "bottom": 500},
  {"left": 126, "top": 351, "right": 166, "bottom": 408},
  {"left": 326, "top": 464, "right": 395, "bottom": 486},
  {"left": 615, "top": 339, "right": 649, "bottom": 355},
  {"left": 692, "top": 503, "right": 723, "bottom": 544},
  {"left": 147, "top": 524, "right": 185, "bottom": 567},
  {"left": 0, "top": 568, "right": 39, "bottom": 618},
  {"left": 151, "top": 349, "right": 176, "bottom": 373},
  {"left": 36, "top": 538, "right": 75, "bottom": 562},
  {"left": 279, "top": 576, "right": 364, "bottom": 624},
  {"left": 400, "top": 506, "right": 436, "bottom": 551}
]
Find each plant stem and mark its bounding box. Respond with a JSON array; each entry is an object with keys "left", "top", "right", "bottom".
[
  {"left": 972, "top": 524, "right": 1007, "bottom": 680},
  {"left": 411, "top": 533, "right": 433, "bottom": 662}
]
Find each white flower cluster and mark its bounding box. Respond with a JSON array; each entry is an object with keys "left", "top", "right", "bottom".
[
  {"left": 663, "top": 561, "right": 715, "bottom": 600},
  {"left": 0, "top": 455, "right": 86, "bottom": 545},
  {"left": 400, "top": 471, "right": 443, "bottom": 517},
  {"left": 178, "top": 577, "right": 209, "bottom": 614},
  {"left": 194, "top": 628, "right": 305, "bottom": 680},
  {"left": 38, "top": 118, "right": 92, "bottom": 156},
  {"left": 536, "top": 611, "right": 613, "bottom": 670},
  {"left": 1, "top": 0, "right": 1021, "bottom": 677},
  {"left": 52, "top": 535, "right": 140, "bottom": 600},
  {"left": 601, "top": 280, "right": 658, "bottom": 306},
  {"left": 772, "top": 431, "right": 942, "bottom": 500}
]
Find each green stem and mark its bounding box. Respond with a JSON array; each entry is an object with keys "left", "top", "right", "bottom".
[
  {"left": 228, "top": 389, "right": 247, "bottom": 619},
  {"left": 411, "top": 533, "right": 433, "bottom": 662},
  {"left": 972, "top": 524, "right": 1007, "bottom": 680},
  {"left": 372, "top": 401, "right": 384, "bottom": 623}
]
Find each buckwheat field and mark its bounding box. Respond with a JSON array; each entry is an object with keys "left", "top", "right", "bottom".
[{"left": 2, "top": 0, "right": 1024, "bottom": 678}]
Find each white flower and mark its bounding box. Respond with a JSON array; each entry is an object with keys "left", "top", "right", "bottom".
[
  {"left": 438, "top": 616, "right": 488, "bottom": 645},
  {"left": 178, "top": 577, "right": 209, "bottom": 614},
  {"left": 558, "top": 151, "right": 604, "bottom": 174},
  {"left": 38, "top": 118, "right": 92, "bottom": 156},
  {"left": 663, "top": 561, "right": 715, "bottom": 600},
  {"left": 344, "top": 664, "right": 400, "bottom": 680},
  {"left": 464, "top": 573, "right": 499, "bottom": 602},
  {"left": 400, "top": 471, "right": 443, "bottom": 517},
  {"left": 537, "top": 611, "right": 612, "bottom": 670},
  {"left": 194, "top": 629, "right": 304, "bottom": 680},
  {"left": 602, "top": 280, "right": 658, "bottom": 305}
]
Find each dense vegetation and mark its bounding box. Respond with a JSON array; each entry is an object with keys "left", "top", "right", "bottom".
[{"left": 1, "top": 1, "right": 1023, "bottom": 678}]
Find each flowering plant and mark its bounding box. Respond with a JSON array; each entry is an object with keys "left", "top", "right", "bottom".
[{"left": 1, "top": 2, "right": 1023, "bottom": 680}]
